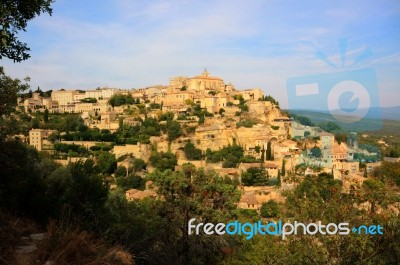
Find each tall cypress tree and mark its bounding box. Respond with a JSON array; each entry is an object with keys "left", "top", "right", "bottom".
[
  {"left": 266, "top": 141, "right": 272, "bottom": 160},
  {"left": 281, "top": 159, "right": 286, "bottom": 176},
  {"left": 261, "top": 148, "right": 265, "bottom": 162}
]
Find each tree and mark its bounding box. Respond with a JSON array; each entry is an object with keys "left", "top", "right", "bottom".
[
  {"left": 149, "top": 164, "right": 240, "bottom": 264},
  {"left": 266, "top": 141, "right": 272, "bottom": 160},
  {"left": 1, "top": 0, "right": 54, "bottom": 62},
  {"left": 184, "top": 141, "right": 202, "bottom": 160},
  {"left": 310, "top": 146, "right": 322, "bottom": 158},
  {"left": 281, "top": 159, "right": 286, "bottom": 176},
  {"left": 241, "top": 167, "right": 269, "bottom": 186},
  {"left": 149, "top": 151, "right": 177, "bottom": 172},
  {"left": 260, "top": 200, "right": 280, "bottom": 218},
  {"left": 0, "top": 67, "right": 30, "bottom": 118},
  {"left": 167, "top": 121, "right": 182, "bottom": 142},
  {"left": 260, "top": 148, "right": 265, "bottom": 162},
  {"left": 133, "top": 158, "right": 146, "bottom": 172},
  {"left": 43, "top": 108, "right": 49, "bottom": 122},
  {"left": 116, "top": 174, "right": 145, "bottom": 190},
  {"left": 115, "top": 166, "right": 127, "bottom": 178},
  {"left": 96, "top": 151, "right": 117, "bottom": 175}
]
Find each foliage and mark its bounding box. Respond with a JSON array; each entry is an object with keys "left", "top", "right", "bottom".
[
  {"left": 108, "top": 93, "right": 135, "bottom": 108},
  {"left": 241, "top": 167, "right": 269, "bottom": 186},
  {"left": 159, "top": 111, "right": 174, "bottom": 122},
  {"left": 0, "top": 139, "right": 49, "bottom": 220},
  {"left": 1, "top": 0, "right": 54, "bottom": 62},
  {"left": 115, "top": 117, "right": 161, "bottom": 144},
  {"left": 184, "top": 141, "right": 202, "bottom": 160},
  {"left": 319, "top": 121, "right": 342, "bottom": 133},
  {"left": 47, "top": 159, "right": 109, "bottom": 229},
  {"left": 0, "top": 67, "right": 30, "bottom": 119},
  {"left": 115, "top": 165, "right": 127, "bottom": 178},
  {"left": 239, "top": 155, "right": 259, "bottom": 163},
  {"left": 54, "top": 142, "right": 89, "bottom": 156},
  {"left": 150, "top": 102, "right": 161, "bottom": 109},
  {"left": 133, "top": 158, "right": 146, "bottom": 172},
  {"left": 290, "top": 113, "right": 315, "bottom": 126},
  {"left": 96, "top": 151, "right": 117, "bottom": 175},
  {"left": 335, "top": 132, "right": 347, "bottom": 144},
  {"left": 236, "top": 118, "right": 257, "bottom": 128},
  {"left": 80, "top": 97, "right": 97, "bottom": 103},
  {"left": 116, "top": 174, "right": 145, "bottom": 191},
  {"left": 266, "top": 141, "right": 272, "bottom": 161},
  {"left": 373, "top": 161, "right": 400, "bottom": 186},
  {"left": 149, "top": 151, "right": 177, "bottom": 171},
  {"left": 148, "top": 164, "right": 240, "bottom": 264},
  {"left": 206, "top": 143, "right": 244, "bottom": 168},
  {"left": 259, "top": 95, "right": 279, "bottom": 105},
  {"left": 310, "top": 146, "right": 322, "bottom": 158},
  {"left": 260, "top": 200, "right": 280, "bottom": 218},
  {"left": 167, "top": 120, "right": 182, "bottom": 142}
]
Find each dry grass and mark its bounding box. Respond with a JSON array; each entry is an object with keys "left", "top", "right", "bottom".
[
  {"left": 35, "top": 221, "right": 134, "bottom": 265},
  {"left": 0, "top": 210, "right": 40, "bottom": 265},
  {"left": 0, "top": 211, "right": 134, "bottom": 265}
]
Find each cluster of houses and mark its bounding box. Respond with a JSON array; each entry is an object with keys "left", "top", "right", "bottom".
[{"left": 23, "top": 69, "right": 391, "bottom": 211}]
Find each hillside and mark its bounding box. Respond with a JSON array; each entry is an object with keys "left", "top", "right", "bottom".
[{"left": 288, "top": 108, "right": 400, "bottom": 136}]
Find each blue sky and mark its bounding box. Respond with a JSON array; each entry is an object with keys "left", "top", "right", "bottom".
[{"left": 2, "top": 0, "right": 400, "bottom": 108}]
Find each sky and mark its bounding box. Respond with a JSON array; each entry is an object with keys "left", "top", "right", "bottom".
[{"left": 2, "top": 0, "right": 400, "bottom": 108}]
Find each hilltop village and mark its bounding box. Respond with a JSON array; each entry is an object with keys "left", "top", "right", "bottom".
[{"left": 19, "top": 69, "right": 385, "bottom": 210}]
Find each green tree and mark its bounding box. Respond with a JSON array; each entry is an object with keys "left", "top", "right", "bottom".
[
  {"left": 281, "top": 159, "right": 286, "bottom": 176},
  {"left": 1, "top": 0, "right": 54, "bottom": 62},
  {"left": 96, "top": 151, "right": 117, "bottom": 175},
  {"left": 0, "top": 67, "right": 30, "bottom": 119},
  {"left": 241, "top": 167, "right": 269, "bottom": 186},
  {"left": 260, "top": 148, "right": 265, "bottom": 162},
  {"left": 167, "top": 120, "right": 182, "bottom": 142},
  {"left": 43, "top": 108, "right": 49, "bottom": 122},
  {"left": 184, "top": 141, "right": 202, "bottom": 160},
  {"left": 260, "top": 200, "right": 280, "bottom": 218},
  {"left": 149, "top": 164, "right": 240, "bottom": 264},
  {"left": 310, "top": 146, "right": 322, "bottom": 158},
  {"left": 47, "top": 159, "right": 109, "bottom": 229},
  {"left": 115, "top": 165, "right": 127, "bottom": 178},
  {"left": 133, "top": 158, "right": 146, "bottom": 172},
  {"left": 0, "top": 139, "right": 49, "bottom": 220},
  {"left": 266, "top": 141, "right": 272, "bottom": 160},
  {"left": 116, "top": 174, "right": 145, "bottom": 191},
  {"left": 149, "top": 151, "right": 177, "bottom": 171}
]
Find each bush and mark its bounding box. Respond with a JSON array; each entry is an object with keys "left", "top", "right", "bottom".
[
  {"left": 237, "top": 119, "right": 257, "bottom": 128},
  {"left": 115, "top": 166, "right": 127, "bottom": 178},
  {"left": 260, "top": 200, "right": 280, "bottom": 218},
  {"left": 184, "top": 141, "right": 202, "bottom": 160}
]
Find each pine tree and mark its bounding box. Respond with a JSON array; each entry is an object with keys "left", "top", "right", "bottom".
[
  {"left": 44, "top": 109, "right": 49, "bottom": 123},
  {"left": 277, "top": 170, "right": 281, "bottom": 187},
  {"left": 266, "top": 141, "right": 272, "bottom": 160},
  {"left": 261, "top": 148, "right": 265, "bottom": 162},
  {"left": 281, "top": 159, "right": 286, "bottom": 176}
]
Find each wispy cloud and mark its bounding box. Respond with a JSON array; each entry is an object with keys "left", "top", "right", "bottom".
[{"left": 2, "top": 0, "right": 399, "bottom": 107}]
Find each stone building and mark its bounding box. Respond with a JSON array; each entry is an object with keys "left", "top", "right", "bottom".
[{"left": 29, "top": 129, "right": 56, "bottom": 151}]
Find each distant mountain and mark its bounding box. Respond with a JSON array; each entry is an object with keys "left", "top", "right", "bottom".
[
  {"left": 286, "top": 107, "right": 400, "bottom": 133},
  {"left": 377, "top": 106, "right": 400, "bottom": 121},
  {"left": 289, "top": 106, "right": 400, "bottom": 121}
]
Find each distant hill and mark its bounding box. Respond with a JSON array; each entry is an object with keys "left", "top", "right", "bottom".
[{"left": 287, "top": 107, "right": 400, "bottom": 135}]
